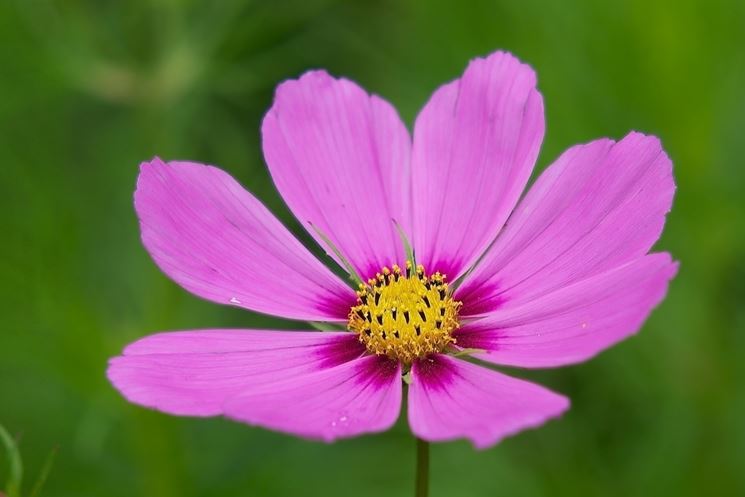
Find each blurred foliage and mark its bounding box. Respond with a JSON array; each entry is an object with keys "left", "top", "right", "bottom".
[{"left": 1, "top": 0, "right": 744, "bottom": 496}]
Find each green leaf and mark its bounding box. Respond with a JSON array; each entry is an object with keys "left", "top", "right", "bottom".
[
  {"left": 28, "top": 446, "right": 58, "bottom": 497},
  {"left": 309, "top": 222, "right": 364, "bottom": 286},
  {"left": 392, "top": 218, "right": 416, "bottom": 269},
  {"left": 308, "top": 321, "right": 347, "bottom": 332},
  {"left": 0, "top": 424, "right": 23, "bottom": 497},
  {"left": 448, "top": 347, "right": 486, "bottom": 358}
]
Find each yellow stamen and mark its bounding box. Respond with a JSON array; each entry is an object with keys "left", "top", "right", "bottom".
[{"left": 348, "top": 262, "right": 461, "bottom": 364}]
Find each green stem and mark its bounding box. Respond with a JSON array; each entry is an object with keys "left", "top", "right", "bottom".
[{"left": 415, "top": 437, "right": 429, "bottom": 497}]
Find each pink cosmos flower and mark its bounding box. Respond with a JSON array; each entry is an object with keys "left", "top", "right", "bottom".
[{"left": 108, "top": 50, "right": 677, "bottom": 449}]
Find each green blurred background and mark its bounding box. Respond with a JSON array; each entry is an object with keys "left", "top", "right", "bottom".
[{"left": 1, "top": 0, "right": 744, "bottom": 495}]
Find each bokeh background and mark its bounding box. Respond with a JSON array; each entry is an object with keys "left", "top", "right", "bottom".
[{"left": 1, "top": 0, "right": 744, "bottom": 496}]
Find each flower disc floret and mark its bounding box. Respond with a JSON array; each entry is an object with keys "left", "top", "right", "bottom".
[{"left": 348, "top": 262, "right": 461, "bottom": 363}]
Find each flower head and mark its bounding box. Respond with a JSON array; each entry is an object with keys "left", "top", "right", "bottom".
[{"left": 108, "top": 50, "right": 677, "bottom": 449}]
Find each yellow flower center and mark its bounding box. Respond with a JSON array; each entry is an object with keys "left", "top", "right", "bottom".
[{"left": 348, "top": 262, "right": 461, "bottom": 364}]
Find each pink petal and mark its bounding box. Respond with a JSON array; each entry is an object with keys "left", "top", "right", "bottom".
[
  {"left": 408, "top": 355, "right": 568, "bottom": 449},
  {"left": 457, "top": 132, "right": 675, "bottom": 315},
  {"left": 135, "top": 159, "right": 355, "bottom": 321},
  {"left": 107, "top": 330, "right": 365, "bottom": 416},
  {"left": 411, "top": 51, "right": 544, "bottom": 279},
  {"left": 224, "top": 355, "right": 402, "bottom": 442},
  {"left": 456, "top": 253, "right": 678, "bottom": 368},
  {"left": 262, "top": 71, "right": 411, "bottom": 279}
]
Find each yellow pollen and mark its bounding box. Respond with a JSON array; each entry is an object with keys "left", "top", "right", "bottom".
[{"left": 348, "top": 262, "right": 461, "bottom": 363}]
